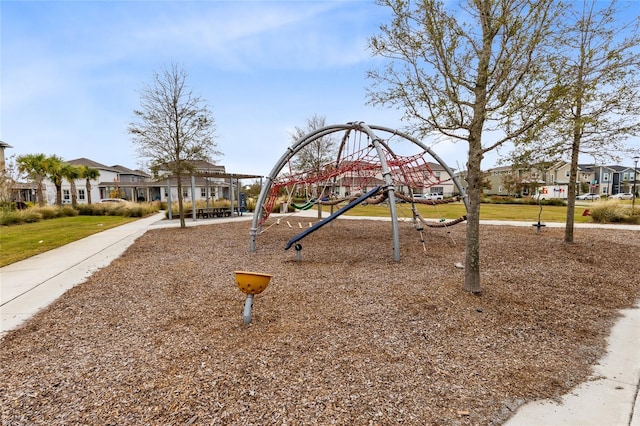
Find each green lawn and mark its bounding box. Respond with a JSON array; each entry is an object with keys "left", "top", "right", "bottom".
[
  {"left": 333, "top": 201, "right": 593, "bottom": 223},
  {"left": 1, "top": 216, "right": 137, "bottom": 267}
]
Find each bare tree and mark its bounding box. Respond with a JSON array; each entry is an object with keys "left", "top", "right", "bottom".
[
  {"left": 289, "top": 114, "right": 337, "bottom": 218},
  {"left": 129, "top": 63, "right": 219, "bottom": 228},
  {"left": 511, "top": 0, "right": 640, "bottom": 243},
  {"left": 367, "top": 0, "right": 561, "bottom": 293},
  {"left": 289, "top": 115, "right": 337, "bottom": 174}
]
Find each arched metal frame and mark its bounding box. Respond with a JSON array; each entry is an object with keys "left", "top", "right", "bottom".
[{"left": 249, "top": 122, "right": 468, "bottom": 261}]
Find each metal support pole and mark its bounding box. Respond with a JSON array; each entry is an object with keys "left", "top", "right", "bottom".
[
  {"left": 243, "top": 294, "right": 254, "bottom": 324},
  {"left": 191, "top": 175, "right": 196, "bottom": 221},
  {"left": 229, "top": 177, "right": 235, "bottom": 217},
  {"left": 166, "top": 177, "right": 172, "bottom": 220},
  {"left": 206, "top": 177, "right": 210, "bottom": 210},
  {"left": 633, "top": 156, "right": 639, "bottom": 215}
]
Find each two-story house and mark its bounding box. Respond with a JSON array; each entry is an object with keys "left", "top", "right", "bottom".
[
  {"left": 43, "top": 158, "right": 260, "bottom": 205},
  {"left": 485, "top": 161, "right": 637, "bottom": 198}
]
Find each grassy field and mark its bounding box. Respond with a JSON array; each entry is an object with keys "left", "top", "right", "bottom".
[
  {"left": 338, "top": 201, "right": 594, "bottom": 223},
  {"left": 0, "top": 216, "right": 137, "bottom": 267}
]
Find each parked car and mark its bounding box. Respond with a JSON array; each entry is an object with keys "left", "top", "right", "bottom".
[
  {"left": 576, "top": 193, "right": 600, "bottom": 200},
  {"left": 413, "top": 193, "right": 444, "bottom": 201},
  {"left": 610, "top": 192, "right": 633, "bottom": 200}
]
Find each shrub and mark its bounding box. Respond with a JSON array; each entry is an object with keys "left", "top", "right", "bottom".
[
  {"left": 60, "top": 206, "right": 79, "bottom": 217},
  {"left": 0, "top": 202, "right": 161, "bottom": 226},
  {"left": 76, "top": 202, "right": 160, "bottom": 218},
  {"left": 590, "top": 200, "right": 639, "bottom": 224},
  {"left": 22, "top": 211, "right": 43, "bottom": 223},
  {"left": 0, "top": 209, "right": 43, "bottom": 226},
  {"left": 33, "top": 206, "right": 63, "bottom": 219},
  {"left": 0, "top": 211, "right": 24, "bottom": 226}
]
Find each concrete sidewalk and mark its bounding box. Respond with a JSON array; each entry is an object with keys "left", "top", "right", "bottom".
[{"left": 1, "top": 212, "right": 638, "bottom": 425}]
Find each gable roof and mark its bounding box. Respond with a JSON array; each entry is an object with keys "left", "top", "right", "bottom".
[
  {"left": 112, "top": 164, "right": 150, "bottom": 178},
  {"left": 67, "top": 157, "right": 118, "bottom": 172}
]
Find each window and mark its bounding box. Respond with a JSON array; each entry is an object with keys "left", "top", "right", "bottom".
[
  {"left": 201, "top": 188, "right": 207, "bottom": 197},
  {"left": 565, "top": 170, "right": 570, "bottom": 178},
  {"left": 603, "top": 173, "right": 610, "bottom": 182},
  {"left": 623, "top": 172, "right": 629, "bottom": 181},
  {"left": 78, "top": 189, "right": 86, "bottom": 200},
  {"left": 63, "top": 189, "right": 70, "bottom": 201}
]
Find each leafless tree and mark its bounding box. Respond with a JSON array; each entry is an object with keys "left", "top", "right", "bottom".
[{"left": 129, "top": 63, "right": 219, "bottom": 228}]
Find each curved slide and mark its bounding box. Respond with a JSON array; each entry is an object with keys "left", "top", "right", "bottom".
[{"left": 285, "top": 186, "right": 381, "bottom": 250}]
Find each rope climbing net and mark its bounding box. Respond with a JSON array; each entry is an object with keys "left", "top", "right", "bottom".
[
  {"left": 249, "top": 122, "right": 469, "bottom": 261},
  {"left": 258, "top": 134, "right": 462, "bottom": 227}
]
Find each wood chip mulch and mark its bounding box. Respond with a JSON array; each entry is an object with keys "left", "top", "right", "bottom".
[{"left": 1, "top": 219, "right": 639, "bottom": 425}]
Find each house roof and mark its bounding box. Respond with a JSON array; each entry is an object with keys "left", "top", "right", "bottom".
[
  {"left": 112, "top": 164, "right": 150, "bottom": 178},
  {"left": 67, "top": 157, "right": 119, "bottom": 172}
]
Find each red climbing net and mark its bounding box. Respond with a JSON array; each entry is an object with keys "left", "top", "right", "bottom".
[{"left": 258, "top": 141, "right": 454, "bottom": 226}]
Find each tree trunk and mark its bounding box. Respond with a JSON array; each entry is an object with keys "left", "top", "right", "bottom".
[
  {"left": 70, "top": 181, "right": 78, "bottom": 207},
  {"left": 564, "top": 132, "right": 581, "bottom": 243},
  {"left": 86, "top": 180, "right": 92, "bottom": 205},
  {"left": 56, "top": 184, "right": 62, "bottom": 206},
  {"left": 464, "top": 140, "right": 484, "bottom": 294},
  {"left": 36, "top": 176, "right": 45, "bottom": 207},
  {"left": 566, "top": 46, "right": 585, "bottom": 243},
  {"left": 177, "top": 176, "right": 186, "bottom": 228}
]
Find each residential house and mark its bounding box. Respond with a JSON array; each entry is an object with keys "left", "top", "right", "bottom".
[
  {"left": 327, "top": 160, "right": 456, "bottom": 198},
  {"left": 484, "top": 165, "right": 546, "bottom": 197},
  {"left": 485, "top": 161, "right": 637, "bottom": 198},
  {"left": 41, "top": 158, "right": 261, "bottom": 206}
]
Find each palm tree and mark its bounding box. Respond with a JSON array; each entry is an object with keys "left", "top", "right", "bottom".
[
  {"left": 16, "top": 153, "right": 48, "bottom": 206},
  {"left": 62, "top": 164, "right": 82, "bottom": 207},
  {"left": 79, "top": 165, "right": 100, "bottom": 204},
  {"left": 44, "top": 155, "right": 65, "bottom": 206}
]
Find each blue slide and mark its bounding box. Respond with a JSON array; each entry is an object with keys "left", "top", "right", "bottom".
[{"left": 285, "top": 185, "right": 381, "bottom": 250}]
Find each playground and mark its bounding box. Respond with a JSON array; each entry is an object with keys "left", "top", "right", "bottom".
[{"left": 1, "top": 219, "right": 639, "bottom": 425}]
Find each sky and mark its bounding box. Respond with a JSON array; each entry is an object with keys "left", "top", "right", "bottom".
[
  {"left": 2, "top": 1, "right": 638, "bottom": 178},
  {"left": 1, "top": 0, "right": 474, "bottom": 177}
]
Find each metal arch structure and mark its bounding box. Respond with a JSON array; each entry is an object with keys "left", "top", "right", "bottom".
[{"left": 249, "top": 122, "right": 469, "bottom": 261}]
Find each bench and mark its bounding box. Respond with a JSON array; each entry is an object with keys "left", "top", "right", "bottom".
[{"left": 196, "top": 207, "right": 242, "bottom": 219}]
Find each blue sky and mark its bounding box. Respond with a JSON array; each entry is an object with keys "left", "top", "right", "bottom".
[
  {"left": 3, "top": 1, "right": 638, "bottom": 178},
  {"left": 2, "top": 0, "right": 428, "bottom": 176}
]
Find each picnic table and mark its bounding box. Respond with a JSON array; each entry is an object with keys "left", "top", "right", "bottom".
[{"left": 196, "top": 207, "right": 243, "bottom": 219}]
